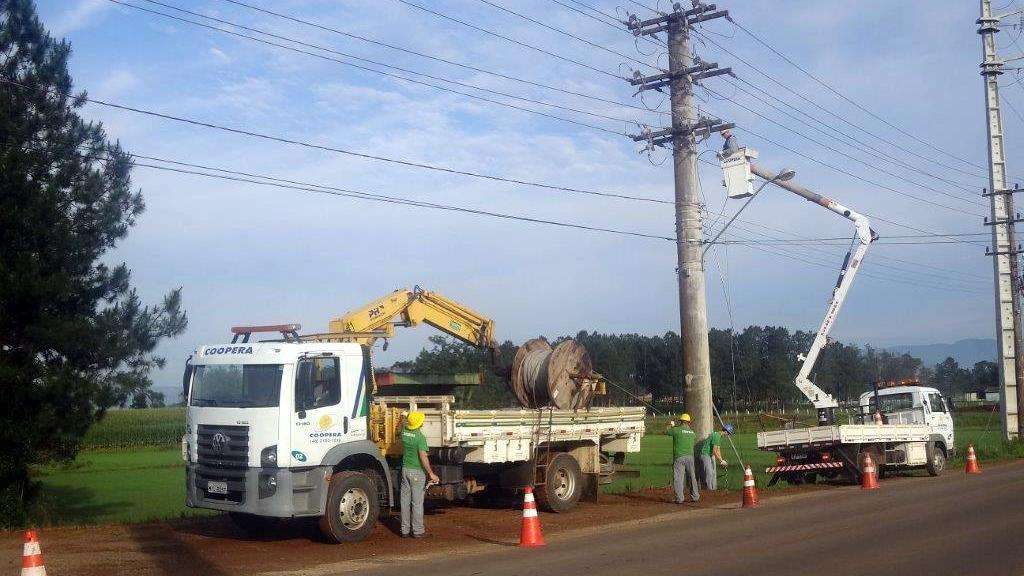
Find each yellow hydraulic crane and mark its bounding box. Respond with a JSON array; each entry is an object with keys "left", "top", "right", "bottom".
[{"left": 314, "top": 286, "right": 500, "bottom": 364}]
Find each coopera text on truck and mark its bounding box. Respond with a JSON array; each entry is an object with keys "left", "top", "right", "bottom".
[{"left": 181, "top": 292, "right": 644, "bottom": 543}]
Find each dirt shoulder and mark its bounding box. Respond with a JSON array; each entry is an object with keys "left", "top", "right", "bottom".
[{"left": 1, "top": 485, "right": 824, "bottom": 576}]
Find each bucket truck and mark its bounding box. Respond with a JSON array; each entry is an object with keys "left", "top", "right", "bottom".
[{"left": 719, "top": 142, "right": 955, "bottom": 486}]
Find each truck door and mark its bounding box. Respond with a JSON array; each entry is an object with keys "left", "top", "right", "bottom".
[
  {"left": 290, "top": 354, "right": 347, "bottom": 466},
  {"left": 925, "top": 392, "right": 955, "bottom": 448}
]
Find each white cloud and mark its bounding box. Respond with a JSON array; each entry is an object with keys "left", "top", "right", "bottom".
[
  {"left": 96, "top": 69, "right": 139, "bottom": 98},
  {"left": 209, "top": 47, "right": 232, "bottom": 65},
  {"left": 50, "top": 0, "right": 110, "bottom": 37}
]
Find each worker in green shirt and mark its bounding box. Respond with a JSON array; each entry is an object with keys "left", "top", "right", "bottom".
[
  {"left": 666, "top": 413, "right": 699, "bottom": 503},
  {"left": 699, "top": 423, "right": 733, "bottom": 490},
  {"left": 400, "top": 411, "right": 439, "bottom": 538}
]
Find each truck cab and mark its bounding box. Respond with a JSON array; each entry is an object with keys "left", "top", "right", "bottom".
[
  {"left": 858, "top": 385, "right": 955, "bottom": 453},
  {"left": 183, "top": 340, "right": 393, "bottom": 541}
]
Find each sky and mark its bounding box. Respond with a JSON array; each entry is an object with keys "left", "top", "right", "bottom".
[{"left": 32, "top": 0, "right": 1021, "bottom": 398}]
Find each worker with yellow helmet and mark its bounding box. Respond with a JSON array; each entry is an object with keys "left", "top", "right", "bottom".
[
  {"left": 400, "top": 411, "right": 439, "bottom": 538},
  {"left": 666, "top": 412, "right": 699, "bottom": 504}
]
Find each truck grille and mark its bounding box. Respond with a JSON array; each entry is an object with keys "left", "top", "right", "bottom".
[{"left": 196, "top": 424, "right": 249, "bottom": 503}]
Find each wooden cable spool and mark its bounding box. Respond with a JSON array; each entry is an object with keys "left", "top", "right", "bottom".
[{"left": 510, "top": 338, "right": 595, "bottom": 410}]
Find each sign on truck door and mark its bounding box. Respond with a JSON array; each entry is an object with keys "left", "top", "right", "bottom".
[{"left": 289, "top": 352, "right": 368, "bottom": 466}]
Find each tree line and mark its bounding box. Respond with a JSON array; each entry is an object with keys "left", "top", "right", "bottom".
[{"left": 391, "top": 329, "right": 999, "bottom": 410}]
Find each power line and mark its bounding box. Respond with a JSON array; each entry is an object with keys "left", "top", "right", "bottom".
[
  {"left": 113, "top": 0, "right": 633, "bottom": 134},
  {"left": 46, "top": 147, "right": 678, "bottom": 241},
  {"left": 719, "top": 75, "right": 984, "bottom": 193},
  {"left": 728, "top": 16, "right": 1001, "bottom": 176},
  {"left": 689, "top": 27, "right": 1010, "bottom": 184},
  {"left": 724, "top": 122, "right": 988, "bottom": 218},
  {"left": 703, "top": 83, "right": 986, "bottom": 212},
  {"left": 390, "top": 0, "right": 624, "bottom": 80},
  {"left": 694, "top": 155, "right": 988, "bottom": 250},
  {"left": 706, "top": 215, "right": 989, "bottom": 283},
  {"left": 1, "top": 77, "right": 673, "bottom": 205},
  {"left": 470, "top": 0, "right": 659, "bottom": 71},
  {"left": 216, "top": 0, "right": 668, "bottom": 118},
  {"left": 708, "top": 227, "right": 989, "bottom": 294}
]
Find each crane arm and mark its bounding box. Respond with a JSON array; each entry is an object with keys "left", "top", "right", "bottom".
[
  {"left": 752, "top": 162, "right": 875, "bottom": 415},
  {"left": 326, "top": 286, "right": 499, "bottom": 355},
  {"left": 721, "top": 146, "right": 876, "bottom": 422}
]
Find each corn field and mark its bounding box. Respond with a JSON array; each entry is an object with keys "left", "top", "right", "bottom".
[{"left": 80, "top": 407, "right": 186, "bottom": 450}]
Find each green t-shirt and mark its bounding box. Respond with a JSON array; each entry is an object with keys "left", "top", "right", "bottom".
[
  {"left": 700, "top": 430, "right": 722, "bottom": 457},
  {"left": 667, "top": 425, "right": 696, "bottom": 458},
  {"left": 400, "top": 427, "right": 428, "bottom": 470}
]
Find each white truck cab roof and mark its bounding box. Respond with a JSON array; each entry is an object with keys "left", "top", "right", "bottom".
[
  {"left": 191, "top": 341, "right": 362, "bottom": 365},
  {"left": 857, "top": 386, "right": 942, "bottom": 406}
]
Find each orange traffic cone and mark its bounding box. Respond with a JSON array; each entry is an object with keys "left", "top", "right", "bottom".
[
  {"left": 519, "top": 486, "right": 545, "bottom": 547},
  {"left": 861, "top": 453, "right": 880, "bottom": 489},
  {"left": 21, "top": 530, "right": 46, "bottom": 576},
  {"left": 741, "top": 465, "right": 759, "bottom": 508},
  {"left": 965, "top": 443, "right": 982, "bottom": 474}
]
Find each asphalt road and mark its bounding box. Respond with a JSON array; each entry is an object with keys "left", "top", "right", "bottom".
[{"left": 359, "top": 461, "right": 1024, "bottom": 576}]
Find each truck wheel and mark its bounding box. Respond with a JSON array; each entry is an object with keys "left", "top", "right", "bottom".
[
  {"left": 228, "top": 512, "right": 278, "bottom": 535},
  {"left": 319, "top": 470, "right": 380, "bottom": 543},
  {"left": 926, "top": 443, "right": 946, "bottom": 477},
  {"left": 536, "top": 452, "right": 582, "bottom": 513}
]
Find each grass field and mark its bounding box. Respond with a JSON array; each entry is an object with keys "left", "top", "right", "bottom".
[{"left": 27, "top": 407, "right": 1023, "bottom": 527}]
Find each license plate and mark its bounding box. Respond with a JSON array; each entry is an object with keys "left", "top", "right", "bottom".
[{"left": 207, "top": 481, "right": 228, "bottom": 495}]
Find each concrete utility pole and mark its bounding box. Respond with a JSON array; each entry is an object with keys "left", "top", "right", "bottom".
[
  {"left": 627, "top": 3, "right": 731, "bottom": 440},
  {"left": 979, "top": 0, "right": 1024, "bottom": 440}
]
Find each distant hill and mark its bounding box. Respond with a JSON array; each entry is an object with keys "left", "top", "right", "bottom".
[{"left": 886, "top": 338, "right": 997, "bottom": 367}]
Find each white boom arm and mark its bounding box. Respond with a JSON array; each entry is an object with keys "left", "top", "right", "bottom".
[{"left": 720, "top": 147, "right": 876, "bottom": 417}]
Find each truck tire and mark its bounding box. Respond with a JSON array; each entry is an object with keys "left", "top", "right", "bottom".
[
  {"left": 926, "top": 442, "right": 946, "bottom": 477},
  {"left": 319, "top": 470, "right": 380, "bottom": 543},
  {"left": 228, "top": 512, "right": 278, "bottom": 535},
  {"left": 536, "top": 452, "right": 583, "bottom": 513}
]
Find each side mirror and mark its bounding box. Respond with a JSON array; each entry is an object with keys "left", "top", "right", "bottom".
[{"left": 181, "top": 357, "right": 194, "bottom": 404}]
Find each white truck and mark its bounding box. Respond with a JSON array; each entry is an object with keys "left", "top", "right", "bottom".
[
  {"left": 182, "top": 317, "right": 645, "bottom": 543},
  {"left": 719, "top": 139, "right": 956, "bottom": 485},
  {"left": 759, "top": 385, "right": 955, "bottom": 485}
]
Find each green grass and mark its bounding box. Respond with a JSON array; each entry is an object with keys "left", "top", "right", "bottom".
[
  {"left": 30, "top": 446, "right": 212, "bottom": 527},
  {"left": 25, "top": 407, "right": 1024, "bottom": 527}
]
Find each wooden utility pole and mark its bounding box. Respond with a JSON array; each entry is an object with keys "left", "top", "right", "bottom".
[
  {"left": 627, "top": 3, "right": 731, "bottom": 440},
  {"left": 978, "top": 0, "right": 1024, "bottom": 439}
]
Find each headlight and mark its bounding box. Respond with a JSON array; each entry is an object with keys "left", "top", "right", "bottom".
[{"left": 261, "top": 445, "right": 278, "bottom": 468}]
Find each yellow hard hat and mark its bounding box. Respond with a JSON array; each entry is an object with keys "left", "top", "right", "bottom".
[
  {"left": 407, "top": 411, "right": 425, "bottom": 430},
  {"left": 679, "top": 413, "right": 692, "bottom": 423}
]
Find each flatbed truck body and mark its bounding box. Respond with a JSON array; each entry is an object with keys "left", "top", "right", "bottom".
[{"left": 758, "top": 386, "right": 955, "bottom": 485}]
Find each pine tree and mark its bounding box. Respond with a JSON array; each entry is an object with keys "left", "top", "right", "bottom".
[{"left": 0, "top": 0, "right": 187, "bottom": 526}]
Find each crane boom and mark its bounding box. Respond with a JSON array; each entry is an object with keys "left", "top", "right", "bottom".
[
  {"left": 721, "top": 146, "right": 876, "bottom": 424},
  {"left": 325, "top": 286, "right": 499, "bottom": 359}
]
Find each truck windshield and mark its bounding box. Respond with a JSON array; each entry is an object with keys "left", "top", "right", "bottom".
[
  {"left": 190, "top": 364, "right": 283, "bottom": 408},
  {"left": 866, "top": 392, "right": 914, "bottom": 414}
]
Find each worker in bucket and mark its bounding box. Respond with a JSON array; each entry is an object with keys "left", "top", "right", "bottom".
[
  {"left": 666, "top": 413, "right": 699, "bottom": 503},
  {"left": 699, "top": 423, "right": 733, "bottom": 490},
  {"left": 400, "top": 411, "right": 439, "bottom": 538}
]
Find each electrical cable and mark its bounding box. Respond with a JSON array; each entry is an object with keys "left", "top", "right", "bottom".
[
  {"left": 721, "top": 76, "right": 985, "bottom": 193},
  {"left": 470, "top": 0, "right": 661, "bottom": 72},
  {"left": 701, "top": 83, "right": 986, "bottom": 212},
  {"left": 215, "top": 0, "right": 668, "bottom": 117},
  {"left": 390, "top": 0, "right": 624, "bottom": 79},
  {"left": 2, "top": 77, "right": 671, "bottom": 205},
  {"left": 112, "top": 0, "right": 633, "bottom": 134},
  {"left": 690, "top": 27, "right": 1011, "bottom": 184},
  {"left": 727, "top": 16, "right": 1008, "bottom": 177}
]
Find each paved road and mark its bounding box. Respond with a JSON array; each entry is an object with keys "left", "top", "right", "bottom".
[{"left": 359, "top": 461, "right": 1024, "bottom": 576}]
